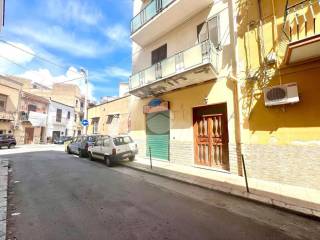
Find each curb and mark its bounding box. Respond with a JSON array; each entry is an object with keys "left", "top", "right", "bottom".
[
  {"left": 119, "top": 161, "right": 320, "bottom": 221},
  {"left": 0, "top": 159, "right": 8, "bottom": 240}
]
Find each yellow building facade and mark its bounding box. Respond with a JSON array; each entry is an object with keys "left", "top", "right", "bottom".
[
  {"left": 236, "top": 0, "right": 320, "bottom": 190},
  {"left": 88, "top": 96, "right": 130, "bottom": 136},
  {"left": 0, "top": 76, "right": 22, "bottom": 135}
]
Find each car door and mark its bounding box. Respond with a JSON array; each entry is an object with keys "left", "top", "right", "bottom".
[
  {"left": 91, "top": 138, "right": 102, "bottom": 160},
  {"left": 101, "top": 137, "right": 111, "bottom": 157}
]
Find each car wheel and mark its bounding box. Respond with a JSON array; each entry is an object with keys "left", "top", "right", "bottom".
[
  {"left": 88, "top": 152, "right": 94, "bottom": 161},
  {"left": 129, "top": 155, "right": 135, "bottom": 161},
  {"left": 105, "top": 156, "right": 112, "bottom": 167},
  {"left": 67, "top": 147, "right": 71, "bottom": 154},
  {"left": 8, "top": 144, "right": 15, "bottom": 149}
]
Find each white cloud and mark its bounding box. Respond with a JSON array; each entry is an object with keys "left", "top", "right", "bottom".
[
  {"left": 104, "top": 24, "right": 131, "bottom": 48},
  {"left": 46, "top": 0, "right": 103, "bottom": 26},
  {"left": 0, "top": 42, "right": 35, "bottom": 73},
  {"left": 8, "top": 24, "right": 108, "bottom": 58},
  {"left": 105, "top": 66, "right": 131, "bottom": 78},
  {"left": 18, "top": 67, "right": 96, "bottom": 101}
]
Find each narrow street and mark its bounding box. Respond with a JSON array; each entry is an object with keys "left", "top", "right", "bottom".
[{"left": 2, "top": 149, "right": 319, "bottom": 240}]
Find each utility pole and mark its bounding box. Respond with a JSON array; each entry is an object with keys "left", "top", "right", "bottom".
[{"left": 80, "top": 68, "right": 88, "bottom": 135}]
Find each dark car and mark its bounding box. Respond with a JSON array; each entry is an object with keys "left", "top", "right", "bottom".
[
  {"left": 66, "top": 135, "right": 101, "bottom": 157},
  {"left": 53, "top": 136, "right": 72, "bottom": 144},
  {"left": 0, "top": 134, "right": 16, "bottom": 149}
]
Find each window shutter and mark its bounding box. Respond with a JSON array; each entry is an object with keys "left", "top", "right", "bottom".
[
  {"left": 151, "top": 44, "right": 167, "bottom": 65},
  {"left": 208, "top": 16, "right": 219, "bottom": 48},
  {"left": 197, "top": 22, "right": 208, "bottom": 43}
]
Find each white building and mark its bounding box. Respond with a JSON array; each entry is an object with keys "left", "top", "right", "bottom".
[{"left": 47, "top": 100, "right": 75, "bottom": 141}]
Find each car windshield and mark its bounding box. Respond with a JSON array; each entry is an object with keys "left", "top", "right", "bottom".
[{"left": 113, "top": 136, "right": 133, "bottom": 146}]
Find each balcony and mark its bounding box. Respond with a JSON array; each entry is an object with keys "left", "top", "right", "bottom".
[
  {"left": 131, "top": 0, "right": 212, "bottom": 46},
  {"left": 20, "top": 111, "right": 47, "bottom": 127},
  {"left": 0, "top": 111, "right": 14, "bottom": 121},
  {"left": 129, "top": 40, "right": 219, "bottom": 98},
  {"left": 283, "top": 0, "right": 320, "bottom": 64}
]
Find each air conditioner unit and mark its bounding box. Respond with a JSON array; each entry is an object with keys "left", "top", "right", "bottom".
[{"left": 263, "top": 83, "right": 299, "bottom": 107}]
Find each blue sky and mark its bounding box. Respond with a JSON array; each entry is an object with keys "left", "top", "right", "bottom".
[{"left": 0, "top": 0, "right": 133, "bottom": 101}]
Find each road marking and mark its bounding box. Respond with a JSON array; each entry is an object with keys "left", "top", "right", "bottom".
[
  {"left": 11, "top": 212, "right": 21, "bottom": 216},
  {"left": 13, "top": 181, "right": 20, "bottom": 184}
]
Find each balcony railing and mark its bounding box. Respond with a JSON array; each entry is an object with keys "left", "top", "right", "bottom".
[
  {"left": 129, "top": 40, "right": 218, "bottom": 91},
  {"left": 283, "top": 0, "right": 320, "bottom": 42},
  {"left": 0, "top": 111, "right": 14, "bottom": 121},
  {"left": 131, "top": 0, "right": 175, "bottom": 34}
]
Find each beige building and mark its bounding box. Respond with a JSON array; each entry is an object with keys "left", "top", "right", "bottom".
[
  {"left": 129, "top": 0, "right": 238, "bottom": 170},
  {"left": 15, "top": 92, "right": 49, "bottom": 144},
  {"left": 88, "top": 95, "right": 130, "bottom": 136},
  {"left": 0, "top": 75, "right": 23, "bottom": 135},
  {"left": 12, "top": 77, "right": 85, "bottom": 136}
]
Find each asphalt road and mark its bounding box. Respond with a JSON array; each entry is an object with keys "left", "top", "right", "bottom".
[{"left": 3, "top": 150, "right": 320, "bottom": 240}]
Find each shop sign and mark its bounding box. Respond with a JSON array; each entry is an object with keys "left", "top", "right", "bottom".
[{"left": 143, "top": 99, "right": 170, "bottom": 114}]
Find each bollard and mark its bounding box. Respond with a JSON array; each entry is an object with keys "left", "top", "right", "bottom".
[
  {"left": 149, "top": 146, "right": 152, "bottom": 169},
  {"left": 241, "top": 154, "right": 250, "bottom": 193}
]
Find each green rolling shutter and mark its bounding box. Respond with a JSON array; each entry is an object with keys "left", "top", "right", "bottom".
[{"left": 146, "top": 111, "right": 170, "bottom": 161}]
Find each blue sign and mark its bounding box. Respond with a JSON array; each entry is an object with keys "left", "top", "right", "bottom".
[{"left": 81, "top": 119, "right": 89, "bottom": 126}]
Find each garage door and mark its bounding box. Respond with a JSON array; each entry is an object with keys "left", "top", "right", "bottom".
[{"left": 146, "top": 111, "right": 170, "bottom": 161}]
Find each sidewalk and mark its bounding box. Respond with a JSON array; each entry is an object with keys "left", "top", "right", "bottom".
[
  {"left": 0, "top": 159, "right": 8, "bottom": 240},
  {"left": 120, "top": 157, "right": 320, "bottom": 218}
]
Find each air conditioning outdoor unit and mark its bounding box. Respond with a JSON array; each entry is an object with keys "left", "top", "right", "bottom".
[{"left": 263, "top": 83, "right": 299, "bottom": 107}]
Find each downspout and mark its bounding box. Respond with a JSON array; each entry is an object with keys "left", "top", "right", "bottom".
[
  {"left": 257, "top": 0, "right": 266, "bottom": 67},
  {"left": 228, "top": 0, "right": 243, "bottom": 176}
]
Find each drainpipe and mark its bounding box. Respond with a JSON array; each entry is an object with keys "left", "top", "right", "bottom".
[{"left": 228, "top": 0, "right": 243, "bottom": 176}]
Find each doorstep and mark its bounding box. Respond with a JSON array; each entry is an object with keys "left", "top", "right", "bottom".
[{"left": 120, "top": 157, "right": 320, "bottom": 219}]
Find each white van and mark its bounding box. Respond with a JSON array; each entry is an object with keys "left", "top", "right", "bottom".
[{"left": 88, "top": 135, "right": 138, "bottom": 167}]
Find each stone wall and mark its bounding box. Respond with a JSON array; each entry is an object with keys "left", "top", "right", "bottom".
[{"left": 242, "top": 144, "right": 320, "bottom": 190}]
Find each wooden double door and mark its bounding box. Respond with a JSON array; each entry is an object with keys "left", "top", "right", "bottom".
[{"left": 193, "top": 104, "right": 229, "bottom": 170}]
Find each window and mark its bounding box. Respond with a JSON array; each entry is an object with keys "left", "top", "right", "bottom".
[
  {"left": 208, "top": 16, "right": 220, "bottom": 48},
  {"left": 80, "top": 101, "right": 84, "bottom": 108},
  {"left": 151, "top": 44, "right": 167, "bottom": 65},
  {"left": 95, "top": 139, "right": 102, "bottom": 146},
  {"left": 106, "top": 114, "right": 119, "bottom": 124},
  {"left": 67, "top": 111, "right": 71, "bottom": 119},
  {"left": 56, "top": 109, "right": 62, "bottom": 122},
  {"left": 113, "top": 136, "right": 133, "bottom": 146},
  {"left": 93, "top": 122, "right": 99, "bottom": 134},
  {"left": 103, "top": 138, "right": 110, "bottom": 147},
  {"left": 197, "top": 17, "right": 220, "bottom": 48},
  {"left": 197, "top": 22, "right": 208, "bottom": 43},
  {"left": 28, "top": 104, "right": 37, "bottom": 112},
  {"left": 75, "top": 100, "right": 78, "bottom": 107},
  {"left": 0, "top": 94, "right": 7, "bottom": 112},
  {"left": 74, "top": 114, "right": 77, "bottom": 122}
]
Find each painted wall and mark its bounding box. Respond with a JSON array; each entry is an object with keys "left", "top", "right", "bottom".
[
  {"left": 47, "top": 101, "right": 75, "bottom": 139},
  {"left": 88, "top": 96, "right": 130, "bottom": 136},
  {"left": 129, "top": 80, "right": 238, "bottom": 168},
  {"left": 0, "top": 77, "right": 22, "bottom": 133},
  {"left": 236, "top": 0, "right": 320, "bottom": 189},
  {"left": 132, "top": 1, "right": 232, "bottom": 75}
]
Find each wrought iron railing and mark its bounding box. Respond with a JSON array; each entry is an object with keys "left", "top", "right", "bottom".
[
  {"left": 129, "top": 40, "right": 218, "bottom": 91},
  {"left": 283, "top": 0, "right": 320, "bottom": 42},
  {"left": 0, "top": 111, "right": 14, "bottom": 121},
  {"left": 131, "top": 0, "right": 176, "bottom": 34}
]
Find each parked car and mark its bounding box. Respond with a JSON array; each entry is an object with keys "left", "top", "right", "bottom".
[
  {"left": 0, "top": 134, "right": 16, "bottom": 149},
  {"left": 88, "top": 135, "right": 138, "bottom": 167},
  {"left": 53, "top": 136, "right": 72, "bottom": 144},
  {"left": 66, "top": 135, "right": 101, "bottom": 157}
]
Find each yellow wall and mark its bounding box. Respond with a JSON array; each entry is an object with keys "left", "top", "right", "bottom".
[
  {"left": 237, "top": 0, "right": 320, "bottom": 145},
  {"left": 129, "top": 80, "right": 237, "bottom": 144},
  {"left": 88, "top": 96, "right": 130, "bottom": 135},
  {"left": 0, "top": 77, "right": 22, "bottom": 133}
]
